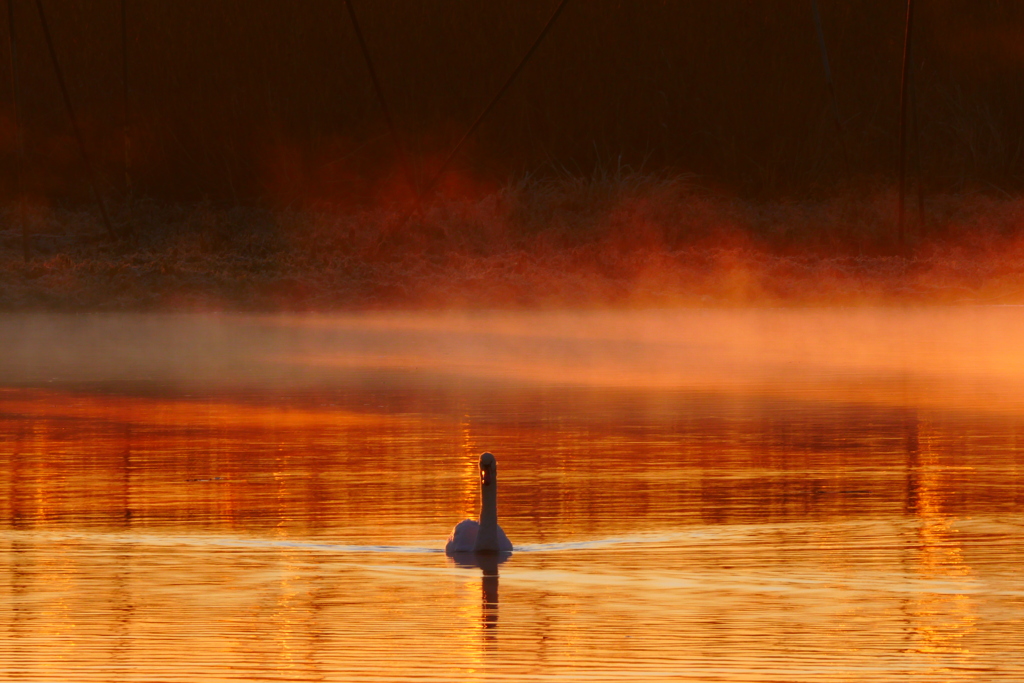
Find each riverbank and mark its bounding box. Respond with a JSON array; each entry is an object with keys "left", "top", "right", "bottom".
[{"left": 2, "top": 178, "right": 1023, "bottom": 310}]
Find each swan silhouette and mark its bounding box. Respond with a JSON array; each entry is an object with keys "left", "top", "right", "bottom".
[{"left": 445, "top": 452, "right": 513, "bottom": 555}]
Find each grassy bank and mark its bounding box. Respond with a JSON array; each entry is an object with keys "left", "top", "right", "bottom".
[{"left": 3, "top": 175, "right": 1024, "bottom": 310}]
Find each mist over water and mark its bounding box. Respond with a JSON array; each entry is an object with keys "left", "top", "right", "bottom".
[
  {"left": 3, "top": 307, "right": 1024, "bottom": 411},
  {"left": 1, "top": 309, "right": 1023, "bottom": 681}
]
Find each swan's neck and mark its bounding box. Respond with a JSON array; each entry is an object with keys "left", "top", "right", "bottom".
[{"left": 475, "top": 475, "right": 500, "bottom": 552}]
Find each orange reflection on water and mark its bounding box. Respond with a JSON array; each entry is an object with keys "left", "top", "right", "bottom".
[
  {"left": 1, "top": 342, "right": 1023, "bottom": 681},
  {"left": 903, "top": 423, "right": 979, "bottom": 671},
  {"left": 0, "top": 387, "right": 393, "bottom": 430}
]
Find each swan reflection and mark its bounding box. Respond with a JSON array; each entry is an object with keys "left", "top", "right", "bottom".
[{"left": 448, "top": 551, "right": 511, "bottom": 637}]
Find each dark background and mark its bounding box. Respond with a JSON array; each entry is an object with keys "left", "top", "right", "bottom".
[{"left": 1, "top": 0, "right": 1022, "bottom": 205}]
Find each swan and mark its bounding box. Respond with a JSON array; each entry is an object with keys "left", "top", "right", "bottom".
[{"left": 445, "top": 452, "right": 513, "bottom": 555}]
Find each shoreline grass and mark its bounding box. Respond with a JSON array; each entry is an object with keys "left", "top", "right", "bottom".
[{"left": 3, "top": 175, "right": 1024, "bottom": 311}]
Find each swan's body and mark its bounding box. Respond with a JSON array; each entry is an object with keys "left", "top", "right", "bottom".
[
  {"left": 446, "top": 519, "right": 513, "bottom": 554},
  {"left": 445, "top": 452, "right": 513, "bottom": 555}
]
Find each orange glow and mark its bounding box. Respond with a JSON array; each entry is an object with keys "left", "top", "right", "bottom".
[
  {"left": 2, "top": 312, "right": 1023, "bottom": 681},
  {"left": 0, "top": 388, "right": 394, "bottom": 430},
  {"left": 267, "top": 307, "right": 1024, "bottom": 415}
]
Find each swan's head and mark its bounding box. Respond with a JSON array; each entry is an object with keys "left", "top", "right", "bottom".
[{"left": 479, "top": 452, "right": 496, "bottom": 487}]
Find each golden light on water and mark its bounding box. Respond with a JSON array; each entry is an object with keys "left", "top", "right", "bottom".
[
  {"left": 0, "top": 388, "right": 390, "bottom": 429},
  {"left": 1, "top": 310, "right": 1023, "bottom": 681}
]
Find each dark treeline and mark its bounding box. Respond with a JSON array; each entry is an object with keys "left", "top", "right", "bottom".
[{"left": 1, "top": 0, "right": 1023, "bottom": 205}]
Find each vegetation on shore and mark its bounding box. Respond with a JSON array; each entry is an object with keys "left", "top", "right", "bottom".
[
  {"left": 3, "top": 3, "right": 1023, "bottom": 310},
  {"left": 3, "top": 175, "right": 1024, "bottom": 310}
]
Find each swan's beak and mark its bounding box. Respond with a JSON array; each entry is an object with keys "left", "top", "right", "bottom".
[{"left": 480, "top": 468, "right": 493, "bottom": 487}]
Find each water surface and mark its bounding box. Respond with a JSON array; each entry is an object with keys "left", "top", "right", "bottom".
[{"left": 1, "top": 309, "right": 1023, "bottom": 681}]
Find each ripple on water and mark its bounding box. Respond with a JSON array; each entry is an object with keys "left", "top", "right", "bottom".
[{"left": 2, "top": 311, "right": 1024, "bottom": 681}]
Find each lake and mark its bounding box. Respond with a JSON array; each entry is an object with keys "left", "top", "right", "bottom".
[{"left": 1, "top": 309, "right": 1022, "bottom": 681}]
